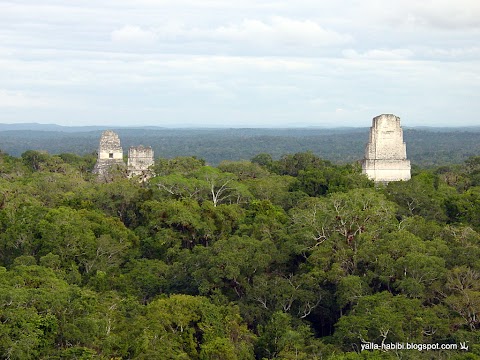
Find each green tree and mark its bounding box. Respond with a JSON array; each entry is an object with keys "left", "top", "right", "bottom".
[
  {"left": 218, "top": 160, "right": 270, "bottom": 180},
  {"left": 36, "top": 207, "right": 137, "bottom": 277},
  {"left": 194, "top": 166, "right": 252, "bottom": 207},
  {"left": 154, "top": 156, "right": 205, "bottom": 176},
  {"left": 135, "top": 294, "right": 255, "bottom": 359},
  {"left": 192, "top": 235, "right": 275, "bottom": 298},
  {"left": 291, "top": 188, "right": 396, "bottom": 258},
  {"left": 335, "top": 292, "right": 445, "bottom": 350},
  {"left": 256, "top": 311, "right": 320, "bottom": 359},
  {"left": 445, "top": 266, "right": 480, "bottom": 331},
  {"left": 385, "top": 171, "right": 452, "bottom": 222}
]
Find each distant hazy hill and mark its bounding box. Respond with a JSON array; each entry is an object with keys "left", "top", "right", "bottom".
[
  {"left": 1, "top": 124, "right": 480, "bottom": 166},
  {"left": 0, "top": 123, "right": 104, "bottom": 132}
]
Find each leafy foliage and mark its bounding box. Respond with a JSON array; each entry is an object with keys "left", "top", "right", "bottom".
[{"left": 0, "top": 150, "right": 479, "bottom": 358}]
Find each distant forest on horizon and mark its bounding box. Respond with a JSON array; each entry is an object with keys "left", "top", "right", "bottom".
[{"left": 1, "top": 126, "right": 480, "bottom": 167}]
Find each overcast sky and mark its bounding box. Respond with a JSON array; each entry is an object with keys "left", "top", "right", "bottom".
[{"left": 1, "top": 0, "right": 479, "bottom": 127}]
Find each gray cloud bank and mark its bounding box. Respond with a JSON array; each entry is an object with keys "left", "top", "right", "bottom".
[{"left": 0, "top": 0, "right": 479, "bottom": 127}]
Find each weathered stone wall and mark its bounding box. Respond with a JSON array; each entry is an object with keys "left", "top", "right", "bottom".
[
  {"left": 362, "top": 114, "right": 411, "bottom": 182},
  {"left": 127, "top": 145, "right": 154, "bottom": 178},
  {"left": 93, "top": 130, "right": 126, "bottom": 176}
]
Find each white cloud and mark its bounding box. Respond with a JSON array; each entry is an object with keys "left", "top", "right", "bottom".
[
  {"left": 336, "top": 0, "right": 480, "bottom": 30},
  {"left": 107, "top": 17, "right": 352, "bottom": 54},
  {"left": 211, "top": 17, "right": 352, "bottom": 46},
  {"left": 342, "top": 49, "right": 414, "bottom": 60},
  {"left": 180, "top": 16, "right": 353, "bottom": 48},
  {"left": 111, "top": 25, "right": 158, "bottom": 45},
  {"left": 159, "top": 55, "right": 313, "bottom": 72},
  {"left": 0, "top": 89, "right": 54, "bottom": 108},
  {"left": 406, "top": 0, "right": 480, "bottom": 29},
  {"left": 421, "top": 46, "right": 480, "bottom": 60}
]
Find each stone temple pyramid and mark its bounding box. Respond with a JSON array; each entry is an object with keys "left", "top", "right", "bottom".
[
  {"left": 92, "top": 130, "right": 155, "bottom": 181},
  {"left": 92, "top": 130, "right": 125, "bottom": 176},
  {"left": 362, "top": 114, "right": 411, "bottom": 182}
]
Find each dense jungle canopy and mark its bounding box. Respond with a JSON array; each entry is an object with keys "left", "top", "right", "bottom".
[{"left": 0, "top": 148, "right": 479, "bottom": 359}]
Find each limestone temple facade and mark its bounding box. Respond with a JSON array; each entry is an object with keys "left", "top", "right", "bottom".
[
  {"left": 362, "top": 114, "right": 411, "bottom": 182},
  {"left": 127, "top": 146, "right": 155, "bottom": 178},
  {"left": 93, "top": 130, "right": 154, "bottom": 180},
  {"left": 92, "top": 130, "right": 125, "bottom": 176}
]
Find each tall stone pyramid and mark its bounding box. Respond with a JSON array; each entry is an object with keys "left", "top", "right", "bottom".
[
  {"left": 92, "top": 130, "right": 126, "bottom": 176},
  {"left": 362, "top": 114, "right": 411, "bottom": 182}
]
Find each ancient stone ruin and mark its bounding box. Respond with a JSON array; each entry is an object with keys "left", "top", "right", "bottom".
[
  {"left": 92, "top": 130, "right": 125, "bottom": 176},
  {"left": 93, "top": 130, "right": 154, "bottom": 180},
  {"left": 127, "top": 145, "right": 155, "bottom": 179},
  {"left": 362, "top": 114, "right": 411, "bottom": 182}
]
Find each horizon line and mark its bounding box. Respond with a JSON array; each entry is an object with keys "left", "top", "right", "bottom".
[{"left": 1, "top": 122, "right": 480, "bottom": 130}]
